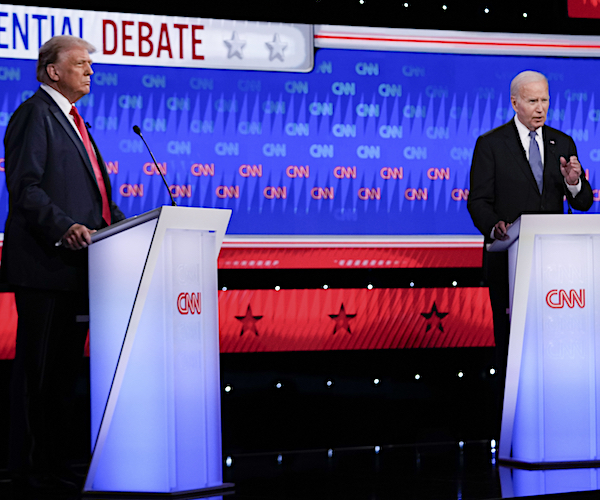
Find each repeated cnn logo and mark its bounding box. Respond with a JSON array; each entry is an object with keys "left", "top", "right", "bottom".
[
  {"left": 177, "top": 292, "right": 202, "bottom": 315},
  {"left": 545, "top": 289, "right": 586, "bottom": 309}
]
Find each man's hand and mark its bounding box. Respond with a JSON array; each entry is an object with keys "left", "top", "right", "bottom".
[
  {"left": 493, "top": 221, "right": 510, "bottom": 241},
  {"left": 560, "top": 156, "right": 582, "bottom": 186},
  {"left": 60, "top": 223, "right": 96, "bottom": 250}
]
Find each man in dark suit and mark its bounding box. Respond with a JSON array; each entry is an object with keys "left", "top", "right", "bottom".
[
  {"left": 467, "top": 70, "right": 593, "bottom": 433},
  {"left": 1, "top": 35, "right": 125, "bottom": 490}
]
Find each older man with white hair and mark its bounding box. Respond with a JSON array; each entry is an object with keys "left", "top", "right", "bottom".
[
  {"left": 467, "top": 70, "right": 593, "bottom": 434},
  {"left": 2, "top": 35, "right": 125, "bottom": 492}
]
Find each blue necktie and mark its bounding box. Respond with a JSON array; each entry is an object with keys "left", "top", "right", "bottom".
[{"left": 529, "top": 130, "right": 544, "bottom": 193}]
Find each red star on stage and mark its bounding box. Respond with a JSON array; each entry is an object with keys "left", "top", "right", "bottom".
[
  {"left": 235, "top": 304, "right": 263, "bottom": 336},
  {"left": 329, "top": 303, "right": 357, "bottom": 335},
  {"left": 421, "top": 302, "right": 449, "bottom": 333}
]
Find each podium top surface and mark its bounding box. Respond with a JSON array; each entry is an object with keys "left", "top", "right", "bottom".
[{"left": 91, "top": 206, "right": 232, "bottom": 250}]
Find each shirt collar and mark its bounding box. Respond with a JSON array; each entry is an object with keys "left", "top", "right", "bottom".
[
  {"left": 40, "top": 83, "right": 74, "bottom": 117},
  {"left": 514, "top": 115, "right": 542, "bottom": 142}
]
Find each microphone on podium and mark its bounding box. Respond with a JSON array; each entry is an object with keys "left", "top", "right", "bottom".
[{"left": 133, "top": 125, "right": 177, "bottom": 207}]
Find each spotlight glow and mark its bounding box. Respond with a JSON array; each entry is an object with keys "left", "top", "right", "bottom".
[
  {"left": 224, "top": 384, "right": 233, "bottom": 393},
  {"left": 490, "top": 368, "right": 496, "bottom": 375},
  {"left": 458, "top": 371, "right": 464, "bottom": 378},
  {"left": 523, "top": 12, "right": 527, "bottom": 17},
  {"left": 328, "top": 449, "right": 334, "bottom": 457},
  {"left": 276, "top": 382, "right": 283, "bottom": 389},
  {"left": 442, "top": 4, "right": 447, "bottom": 10},
  {"left": 275, "top": 285, "right": 281, "bottom": 291},
  {"left": 277, "top": 454, "right": 283, "bottom": 463},
  {"left": 409, "top": 281, "right": 415, "bottom": 287},
  {"left": 452, "top": 281, "right": 458, "bottom": 287},
  {"left": 415, "top": 374, "right": 421, "bottom": 380},
  {"left": 484, "top": 7, "right": 489, "bottom": 13},
  {"left": 375, "top": 445, "right": 381, "bottom": 454},
  {"left": 225, "top": 456, "right": 233, "bottom": 467},
  {"left": 459, "top": 441, "right": 464, "bottom": 449},
  {"left": 374, "top": 378, "right": 380, "bottom": 385},
  {"left": 367, "top": 284, "right": 374, "bottom": 290},
  {"left": 326, "top": 380, "right": 333, "bottom": 387},
  {"left": 221, "top": 286, "right": 228, "bottom": 291},
  {"left": 323, "top": 284, "right": 329, "bottom": 289}
]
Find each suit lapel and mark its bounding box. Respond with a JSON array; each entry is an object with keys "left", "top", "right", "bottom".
[
  {"left": 502, "top": 120, "right": 541, "bottom": 193},
  {"left": 38, "top": 89, "right": 99, "bottom": 191}
]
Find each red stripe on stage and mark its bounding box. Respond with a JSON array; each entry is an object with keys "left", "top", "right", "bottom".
[{"left": 218, "top": 246, "right": 482, "bottom": 269}]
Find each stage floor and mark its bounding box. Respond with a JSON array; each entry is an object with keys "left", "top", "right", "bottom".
[{"left": 3, "top": 441, "right": 600, "bottom": 499}]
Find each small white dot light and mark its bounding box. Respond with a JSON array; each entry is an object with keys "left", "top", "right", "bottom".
[
  {"left": 452, "top": 281, "right": 458, "bottom": 287},
  {"left": 326, "top": 380, "right": 333, "bottom": 387},
  {"left": 276, "top": 382, "right": 283, "bottom": 389},
  {"left": 374, "top": 378, "right": 380, "bottom": 385},
  {"left": 484, "top": 7, "right": 490, "bottom": 13},
  {"left": 275, "top": 286, "right": 281, "bottom": 291},
  {"left": 490, "top": 368, "right": 496, "bottom": 375},
  {"left": 458, "top": 371, "right": 464, "bottom": 378},
  {"left": 277, "top": 454, "right": 283, "bottom": 464},
  {"left": 409, "top": 281, "right": 415, "bottom": 287},
  {"left": 225, "top": 456, "right": 233, "bottom": 467},
  {"left": 459, "top": 441, "right": 464, "bottom": 449},
  {"left": 523, "top": 12, "right": 527, "bottom": 17},
  {"left": 374, "top": 446, "right": 381, "bottom": 454},
  {"left": 442, "top": 4, "right": 447, "bottom": 10},
  {"left": 404, "top": 2, "right": 409, "bottom": 7},
  {"left": 323, "top": 284, "right": 329, "bottom": 290},
  {"left": 415, "top": 374, "right": 421, "bottom": 380},
  {"left": 491, "top": 439, "right": 497, "bottom": 449},
  {"left": 328, "top": 449, "right": 334, "bottom": 457},
  {"left": 221, "top": 286, "right": 228, "bottom": 291},
  {"left": 225, "top": 384, "right": 233, "bottom": 393},
  {"left": 367, "top": 284, "right": 374, "bottom": 290}
]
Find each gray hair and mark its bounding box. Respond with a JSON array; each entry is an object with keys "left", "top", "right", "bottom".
[
  {"left": 37, "top": 35, "right": 96, "bottom": 84},
  {"left": 510, "top": 70, "right": 548, "bottom": 98}
]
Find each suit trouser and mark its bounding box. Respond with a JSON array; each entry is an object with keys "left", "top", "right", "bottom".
[
  {"left": 9, "top": 286, "right": 88, "bottom": 475},
  {"left": 484, "top": 249, "right": 511, "bottom": 435}
]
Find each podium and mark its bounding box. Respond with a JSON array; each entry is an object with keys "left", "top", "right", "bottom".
[
  {"left": 490, "top": 214, "right": 600, "bottom": 466},
  {"left": 83, "top": 206, "right": 232, "bottom": 495}
]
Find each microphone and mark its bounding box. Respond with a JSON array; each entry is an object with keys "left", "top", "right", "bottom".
[{"left": 133, "top": 125, "right": 177, "bottom": 207}]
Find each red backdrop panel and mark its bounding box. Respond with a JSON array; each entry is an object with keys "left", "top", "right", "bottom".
[
  {"left": 568, "top": 0, "right": 600, "bottom": 18},
  {"left": 219, "top": 287, "right": 493, "bottom": 353}
]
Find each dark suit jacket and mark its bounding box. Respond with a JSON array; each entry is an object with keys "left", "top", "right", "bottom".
[
  {"left": 467, "top": 119, "right": 593, "bottom": 242},
  {"left": 1, "top": 87, "right": 125, "bottom": 292}
]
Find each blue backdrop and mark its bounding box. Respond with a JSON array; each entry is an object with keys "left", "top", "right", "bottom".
[{"left": 1, "top": 48, "right": 599, "bottom": 236}]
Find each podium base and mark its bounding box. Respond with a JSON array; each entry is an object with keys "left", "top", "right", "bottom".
[
  {"left": 499, "top": 458, "right": 600, "bottom": 470},
  {"left": 81, "top": 482, "right": 235, "bottom": 499}
]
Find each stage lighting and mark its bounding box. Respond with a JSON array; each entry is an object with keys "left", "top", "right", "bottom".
[
  {"left": 326, "top": 380, "right": 333, "bottom": 387},
  {"left": 221, "top": 286, "right": 228, "bottom": 291},
  {"left": 374, "top": 446, "right": 381, "bottom": 454},
  {"left": 367, "top": 283, "right": 373, "bottom": 289},
  {"left": 409, "top": 281, "right": 415, "bottom": 287},
  {"left": 323, "top": 284, "right": 329, "bottom": 289},
  {"left": 458, "top": 371, "right": 464, "bottom": 378},
  {"left": 275, "top": 285, "right": 281, "bottom": 291},
  {"left": 459, "top": 441, "right": 464, "bottom": 449},
  {"left": 276, "top": 382, "right": 283, "bottom": 389},
  {"left": 328, "top": 449, "right": 334, "bottom": 457},
  {"left": 374, "top": 378, "right": 380, "bottom": 385},
  {"left": 452, "top": 281, "right": 458, "bottom": 286},
  {"left": 277, "top": 454, "right": 283, "bottom": 463},
  {"left": 226, "top": 456, "right": 233, "bottom": 467},
  {"left": 490, "top": 368, "right": 496, "bottom": 375},
  {"left": 415, "top": 374, "right": 421, "bottom": 380},
  {"left": 224, "top": 384, "right": 233, "bottom": 393}
]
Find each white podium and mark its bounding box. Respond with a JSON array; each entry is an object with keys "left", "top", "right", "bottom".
[
  {"left": 84, "top": 206, "right": 232, "bottom": 495},
  {"left": 491, "top": 214, "right": 600, "bottom": 466}
]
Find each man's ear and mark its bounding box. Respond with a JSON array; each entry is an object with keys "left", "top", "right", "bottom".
[{"left": 46, "top": 64, "right": 59, "bottom": 82}]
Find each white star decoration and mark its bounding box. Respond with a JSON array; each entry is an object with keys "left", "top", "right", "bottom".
[
  {"left": 224, "top": 32, "right": 246, "bottom": 59},
  {"left": 266, "top": 33, "right": 287, "bottom": 62}
]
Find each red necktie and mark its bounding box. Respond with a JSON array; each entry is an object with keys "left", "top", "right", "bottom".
[{"left": 70, "top": 105, "right": 111, "bottom": 225}]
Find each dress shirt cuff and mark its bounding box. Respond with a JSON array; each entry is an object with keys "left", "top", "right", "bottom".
[{"left": 565, "top": 178, "right": 582, "bottom": 197}]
